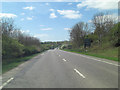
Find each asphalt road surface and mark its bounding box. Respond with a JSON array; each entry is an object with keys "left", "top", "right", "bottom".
[{"left": 2, "top": 49, "right": 118, "bottom": 88}]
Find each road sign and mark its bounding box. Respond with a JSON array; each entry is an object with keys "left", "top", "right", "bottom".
[{"left": 84, "top": 38, "right": 92, "bottom": 48}]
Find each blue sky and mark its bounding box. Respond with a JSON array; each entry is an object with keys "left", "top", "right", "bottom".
[{"left": 1, "top": 1, "right": 118, "bottom": 42}]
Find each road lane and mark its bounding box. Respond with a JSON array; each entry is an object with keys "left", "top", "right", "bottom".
[
  {"left": 55, "top": 49, "right": 118, "bottom": 88},
  {"left": 2, "top": 49, "right": 118, "bottom": 88},
  {"left": 4, "top": 50, "right": 86, "bottom": 88}
]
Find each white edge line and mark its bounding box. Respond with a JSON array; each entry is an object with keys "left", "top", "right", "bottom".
[
  {"left": 74, "top": 69, "right": 85, "bottom": 78},
  {"left": 42, "top": 53, "right": 44, "bottom": 55},
  {"left": 78, "top": 54, "right": 119, "bottom": 67},
  {"left": 62, "top": 59, "right": 66, "bottom": 62},
  {"left": 0, "top": 77, "right": 14, "bottom": 89},
  {"left": 62, "top": 50, "right": 119, "bottom": 66}
]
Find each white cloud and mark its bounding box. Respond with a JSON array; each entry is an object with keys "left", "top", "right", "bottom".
[
  {"left": 87, "top": 14, "right": 118, "bottom": 24},
  {"left": 92, "top": 14, "right": 118, "bottom": 23},
  {"left": 23, "top": 6, "right": 35, "bottom": 10},
  {"left": 49, "top": 9, "right": 55, "bottom": 12},
  {"left": 2, "top": 0, "right": 81, "bottom": 2},
  {"left": 75, "top": 0, "right": 79, "bottom": 2},
  {"left": 26, "top": 17, "right": 33, "bottom": 20},
  {"left": 50, "top": 13, "right": 57, "bottom": 18},
  {"left": 49, "top": 9, "right": 57, "bottom": 18},
  {"left": 68, "top": 3, "right": 72, "bottom": 5},
  {"left": 55, "top": 0, "right": 65, "bottom": 1},
  {"left": 88, "top": 20, "right": 92, "bottom": 23},
  {"left": 20, "top": 30, "right": 30, "bottom": 33},
  {"left": 106, "top": 14, "right": 118, "bottom": 22},
  {"left": 97, "top": 14, "right": 117, "bottom": 20},
  {"left": 20, "top": 18, "right": 24, "bottom": 21},
  {"left": 57, "top": 10, "right": 82, "bottom": 19},
  {"left": 26, "top": 30, "right": 30, "bottom": 33},
  {"left": 54, "top": 0, "right": 78, "bottom": 2},
  {"left": 20, "top": 30, "right": 25, "bottom": 33},
  {"left": 40, "top": 28, "right": 52, "bottom": 31},
  {"left": 0, "top": 13, "right": 17, "bottom": 18},
  {"left": 64, "top": 28, "right": 72, "bottom": 30},
  {"left": 45, "top": 3, "right": 49, "bottom": 5},
  {"left": 77, "top": 0, "right": 118, "bottom": 10},
  {"left": 52, "top": 0, "right": 80, "bottom": 1},
  {"left": 21, "top": 13, "right": 25, "bottom": 15},
  {"left": 40, "top": 25, "right": 45, "bottom": 26},
  {"left": 34, "top": 34, "right": 48, "bottom": 38}
]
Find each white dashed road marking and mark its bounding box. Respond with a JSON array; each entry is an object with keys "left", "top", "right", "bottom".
[
  {"left": 62, "top": 59, "right": 67, "bottom": 62},
  {"left": 74, "top": 69, "right": 85, "bottom": 78},
  {"left": 0, "top": 77, "right": 14, "bottom": 89}
]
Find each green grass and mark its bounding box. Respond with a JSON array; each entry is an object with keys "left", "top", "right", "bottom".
[
  {"left": 2, "top": 53, "right": 41, "bottom": 74},
  {"left": 63, "top": 48, "right": 118, "bottom": 61}
]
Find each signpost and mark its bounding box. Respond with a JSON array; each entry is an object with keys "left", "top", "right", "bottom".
[{"left": 84, "top": 38, "right": 92, "bottom": 48}]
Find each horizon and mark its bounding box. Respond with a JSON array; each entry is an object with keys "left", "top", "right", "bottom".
[{"left": 1, "top": 1, "right": 118, "bottom": 42}]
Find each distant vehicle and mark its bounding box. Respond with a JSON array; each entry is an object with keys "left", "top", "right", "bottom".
[
  {"left": 67, "top": 45, "right": 72, "bottom": 49},
  {"left": 50, "top": 47, "right": 54, "bottom": 49}
]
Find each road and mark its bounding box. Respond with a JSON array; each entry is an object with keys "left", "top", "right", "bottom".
[{"left": 2, "top": 49, "right": 118, "bottom": 88}]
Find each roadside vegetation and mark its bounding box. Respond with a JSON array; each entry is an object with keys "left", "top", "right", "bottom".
[
  {"left": 1, "top": 11, "right": 119, "bottom": 73},
  {"left": 2, "top": 53, "right": 40, "bottom": 73},
  {"left": 1, "top": 18, "right": 63, "bottom": 73},
  {"left": 1, "top": 18, "right": 52, "bottom": 73},
  {"left": 61, "top": 12, "right": 119, "bottom": 61}
]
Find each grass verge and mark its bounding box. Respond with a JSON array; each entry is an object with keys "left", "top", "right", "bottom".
[
  {"left": 2, "top": 53, "right": 41, "bottom": 74},
  {"left": 63, "top": 49, "right": 118, "bottom": 61}
]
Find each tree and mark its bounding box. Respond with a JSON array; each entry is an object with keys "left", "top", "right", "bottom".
[
  {"left": 1, "top": 18, "right": 42, "bottom": 60},
  {"left": 1, "top": 18, "right": 15, "bottom": 37},
  {"left": 70, "top": 22, "right": 89, "bottom": 48},
  {"left": 92, "top": 12, "right": 115, "bottom": 46},
  {"left": 2, "top": 36, "right": 24, "bottom": 59}
]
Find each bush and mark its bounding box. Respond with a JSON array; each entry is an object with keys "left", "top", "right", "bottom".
[
  {"left": 2, "top": 35, "right": 24, "bottom": 59},
  {"left": 23, "top": 46, "right": 38, "bottom": 56},
  {"left": 108, "top": 22, "right": 119, "bottom": 47}
]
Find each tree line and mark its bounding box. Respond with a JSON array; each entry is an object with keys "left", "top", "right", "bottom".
[
  {"left": 1, "top": 18, "right": 44, "bottom": 63},
  {"left": 69, "top": 12, "right": 119, "bottom": 49}
]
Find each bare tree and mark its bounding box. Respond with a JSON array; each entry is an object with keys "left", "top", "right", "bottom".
[
  {"left": 92, "top": 12, "right": 115, "bottom": 46},
  {"left": 1, "top": 18, "right": 41, "bottom": 47},
  {"left": 1, "top": 18, "right": 15, "bottom": 37},
  {"left": 70, "top": 22, "right": 88, "bottom": 48}
]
